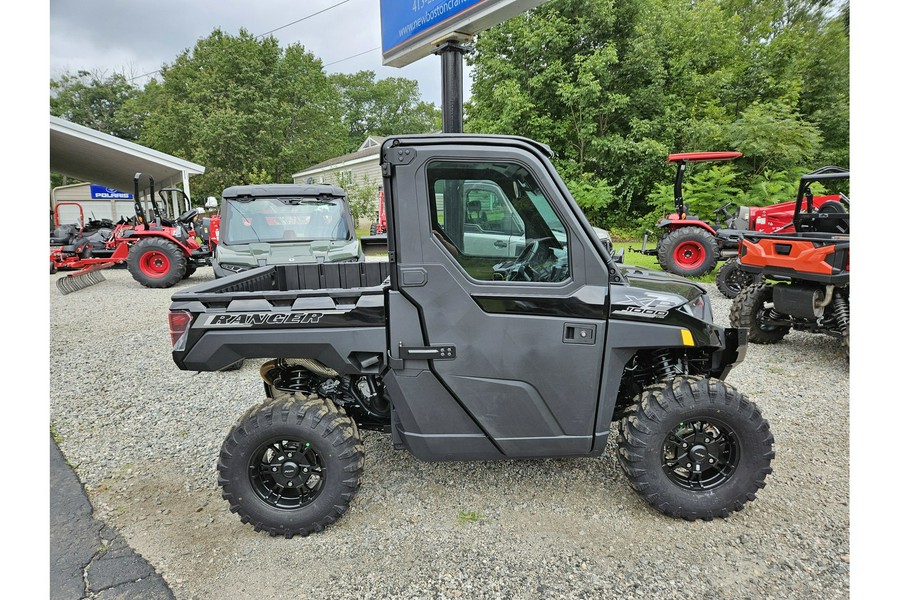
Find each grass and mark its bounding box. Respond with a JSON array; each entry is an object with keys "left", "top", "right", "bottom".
[{"left": 457, "top": 510, "right": 483, "bottom": 524}]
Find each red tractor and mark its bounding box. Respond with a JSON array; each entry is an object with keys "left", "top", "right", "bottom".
[
  {"left": 52, "top": 173, "right": 215, "bottom": 294},
  {"left": 360, "top": 186, "right": 387, "bottom": 249},
  {"left": 637, "top": 152, "right": 835, "bottom": 280}
]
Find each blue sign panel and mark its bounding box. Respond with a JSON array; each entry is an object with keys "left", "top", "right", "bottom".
[
  {"left": 381, "top": 0, "right": 487, "bottom": 53},
  {"left": 90, "top": 185, "right": 133, "bottom": 200},
  {"left": 380, "top": 0, "right": 546, "bottom": 67}
]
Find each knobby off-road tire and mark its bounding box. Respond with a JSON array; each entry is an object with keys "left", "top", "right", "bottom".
[
  {"left": 657, "top": 227, "right": 719, "bottom": 278},
  {"left": 617, "top": 377, "right": 774, "bottom": 521},
  {"left": 715, "top": 258, "right": 762, "bottom": 299},
  {"left": 218, "top": 395, "right": 364, "bottom": 538},
  {"left": 730, "top": 282, "right": 790, "bottom": 344},
  {"left": 182, "top": 263, "right": 198, "bottom": 279},
  {"left": 127, "top": 238, "right": 187, "bottom": 288}
]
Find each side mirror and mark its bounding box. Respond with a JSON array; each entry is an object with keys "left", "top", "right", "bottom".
[{"left": 205, "top": 197, "right": 219, "bottom": 209}]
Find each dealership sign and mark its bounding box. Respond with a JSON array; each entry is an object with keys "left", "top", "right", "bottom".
[
  {"left": 90, "top": 185, "right": 133, "bottom": 200},
  {"left": 381, "top": 0, "right": 548, "bottom": 67}
]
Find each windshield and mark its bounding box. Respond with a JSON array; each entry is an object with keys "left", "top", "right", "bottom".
[{"left": 222, "top": 197, "right": 350, "bottom": 244}]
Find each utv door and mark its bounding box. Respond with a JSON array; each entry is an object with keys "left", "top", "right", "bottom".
[{"left": 383, "top": 139, "right": 612, "bottom": 459}]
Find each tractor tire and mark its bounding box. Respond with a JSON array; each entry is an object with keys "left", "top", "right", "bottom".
[
  {"left": 730, "top": 282, "right": 790, "bottom": 344},
  {"left": 617, "top": 376, "right": 774, "bottom": 521},
  {"left": 715, "top": 258, "right": 762, "bottom": 299},
  {"left": 127, "top": 238, "right": 188, "bottom": 288},
  {"left": 656, "top": 227, "right": 719, "bottom": 278},
  {"left": 50, "top": 262, "right": 57, "bottom": 275},
  {"left": 369, "top": 222, "right": 377, "bottom": 236},
  {"left": 217, "top": 395, "right": 364, "bottom": 538},
  {"left": 182, "top": 264, "right": 198, "bottom": 280}
]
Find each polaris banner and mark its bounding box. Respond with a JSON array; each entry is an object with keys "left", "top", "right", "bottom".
[{"left": 90, "top": 185, "right": 133, "bottom": 200}]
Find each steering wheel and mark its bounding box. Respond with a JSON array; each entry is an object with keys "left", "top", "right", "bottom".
[
  {"left": 505, "top": 237, "right": 555, "bottom": 282},
  {"left": 177, "top": 209, "right": 200, "bottom": 224}
]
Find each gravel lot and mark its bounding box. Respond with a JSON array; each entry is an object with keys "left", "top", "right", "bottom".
[{"left": 49, "top": 264, "right": 850, "bottom": 600}]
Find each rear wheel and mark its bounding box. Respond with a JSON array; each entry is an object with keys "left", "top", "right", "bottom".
[
  {"left": 730, "top": 282, "right": 790, "bottom": 343},
  {"left": 127, "top": 238, "right": 187, "bottom": 288},
  {"left": 657, "top": 227, "right": 718, "bottom": 277},
  {"left": 617, "top": 377, "right": 774, "bottom": 520},
  {"left": 715, "top": 258, "right": 762, "bottom": 299},
  {"left": 218, "top": 395, "right": 364, "bottom": 537}
]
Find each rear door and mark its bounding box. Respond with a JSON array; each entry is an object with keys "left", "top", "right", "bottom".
[{"left": 386, "top": 141, "right": 611, "bottom": 458}]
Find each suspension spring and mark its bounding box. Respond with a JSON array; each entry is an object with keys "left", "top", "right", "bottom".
[
  {"left": 272, "top": 366, "right": 317, "bottom": 394},
  {"left": 831, "top": 289, "right": 850, "bottom": 336},
  {"left": 651, "top": 349, "right": 682, "bottom": 380}
]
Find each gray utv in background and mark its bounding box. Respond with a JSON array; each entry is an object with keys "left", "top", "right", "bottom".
[{"left": 213, "top": 183, "right": 363, "bottom": 278}]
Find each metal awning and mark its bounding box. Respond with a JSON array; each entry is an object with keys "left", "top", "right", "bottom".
[{"left": 50, "top": 115, "right": 205, "bottom": 200}]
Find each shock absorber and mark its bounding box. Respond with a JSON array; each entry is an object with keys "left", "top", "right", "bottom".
[
  {"left": 650, "top": 349, "right": 682, "bottom": 380},
  {"left": 831, "top": 289, "right": 849, "bottom": 337}
]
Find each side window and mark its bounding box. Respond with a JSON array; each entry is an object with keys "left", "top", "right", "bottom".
[{"left": 427, "top": 161, "right": 570, "bottom": 283}]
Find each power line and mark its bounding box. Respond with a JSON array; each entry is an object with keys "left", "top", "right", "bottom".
[
  {"left": 323, "top": 46, "right": 380, "bottom": 67},
  {"left": 257, "top": 0, "right": 351, "bottom": 38},
  {"left": 128, "top": 0, "right": 355, "bottom": 82}
]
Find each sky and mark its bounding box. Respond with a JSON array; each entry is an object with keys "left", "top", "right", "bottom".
[{"left": 48, "top": 0, "right": 471, "bottom": 107}]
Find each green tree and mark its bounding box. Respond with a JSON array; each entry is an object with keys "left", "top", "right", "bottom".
[
  {"left": 134, "top": 29, "right": 347, "bottom": 199},
  {"left": 336, "top": 172, "right": 380, "bottom": 224},
  {"left": 466, "top": 0, "right": 848, "bottom": 231},
  {"left": 50, "top": 69, "right": 143, "bottom": 141},
  {"left": 330, "top": 71, "right": 441, "bottom": 153}
]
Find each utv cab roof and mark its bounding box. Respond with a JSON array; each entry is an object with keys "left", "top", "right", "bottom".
[{"left": 222, "top": 183, "right": 346, "bottom": 199}]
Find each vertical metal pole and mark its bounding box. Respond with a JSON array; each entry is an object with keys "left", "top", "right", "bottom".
[{"left": 437, "top": 41, "right": 469, "bottom": 134}]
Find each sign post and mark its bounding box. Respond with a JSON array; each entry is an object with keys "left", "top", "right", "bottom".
[
  {"left": 380, "top": 0, "right": 548, "bottom": 133},
  {"left": 436, "top": 38, "right": 470, "bottom": 133}
]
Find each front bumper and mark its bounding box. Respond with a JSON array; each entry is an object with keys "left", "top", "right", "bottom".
[{"left": 709, "top": 326, "right": 748, "bottom": 380}]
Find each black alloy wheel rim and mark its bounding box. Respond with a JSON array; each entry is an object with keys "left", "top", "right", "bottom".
[
  {"left": 249, "top": 438, "right": 326, "bottom": 509},
  {"left": 725, "top": 270, "right": 752, "bottom": 295},
  {"left": 662, "top": 418, "right": 739, "bottom": 490}
]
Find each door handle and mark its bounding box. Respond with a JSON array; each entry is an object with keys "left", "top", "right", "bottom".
[
  {"left": 563, "top": 323, "right": 596, "bottom": 345},
  {"left": 494, "top": 240, "right": 508, "bottom": 248}
]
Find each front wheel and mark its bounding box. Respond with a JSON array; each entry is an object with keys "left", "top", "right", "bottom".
[
  {"left": 217, "top": 395, "right": 364, "bottom": 537},
  {"left": 617, "top": 377, "right": 774, "bottom": 520},
  {"left": 730, "top": 282, "right": 790, "bottom": 344}
]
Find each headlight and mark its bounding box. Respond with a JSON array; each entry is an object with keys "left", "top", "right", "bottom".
[{"left": 682, "top": 294, "right": 711, "bottom": 321}]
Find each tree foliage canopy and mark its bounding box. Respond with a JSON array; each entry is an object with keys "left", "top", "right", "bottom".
[
  {"left": 50, "top": 69, "right": 143, "bottom": 141},
  {"left": 130, "top": 29, "right": 347, "bottom": 199},
  {"left": 49, "top": 30, "right": 439, "bottom": 202},
  {"left": 466, "top": 0, "right": 849, "bottom": 232},
  {"left": 49, "top": 2, "right": 849, "bottom": 233},
  {"left": 330, "top": 70, "right": 440, "bottom": 154}
]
